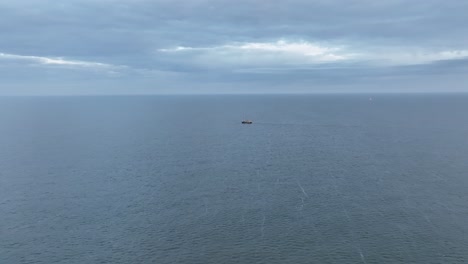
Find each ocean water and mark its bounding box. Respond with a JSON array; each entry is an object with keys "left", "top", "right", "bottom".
[{"left": 1, "top": 94, "right": 468, "bottom": 263}]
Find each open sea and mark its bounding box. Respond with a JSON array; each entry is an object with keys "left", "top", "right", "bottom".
[{"left": 1, "top": 94, "right": 468, "bottom": 263}]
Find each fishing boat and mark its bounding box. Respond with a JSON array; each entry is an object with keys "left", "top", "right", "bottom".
[{"left": 241, "top": 120, "right": 253, "bottom": 124}]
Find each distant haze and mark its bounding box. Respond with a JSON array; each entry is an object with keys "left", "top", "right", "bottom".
[{"left": 1, "top": 0, "right": 468, "bottom": 95}]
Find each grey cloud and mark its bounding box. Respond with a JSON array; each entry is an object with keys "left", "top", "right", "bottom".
[{"left": 0, "top": 0, "right": 467, "bottom": 94}]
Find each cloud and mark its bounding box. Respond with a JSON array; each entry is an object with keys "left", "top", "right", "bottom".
[
  {"left": 157, "top": 39, "right": 468, "bottom": 72},
  {"left": 159, "top": 40, "right": 348, "bottom": 62},
  {"left": 1, "top": 0, "right": 468, "bottom": 94},
  {"left": 362, "top": 48, "right": 468, "bottom": 66},
  {"left": 0, "top": 52, "right": 126, "bottom": 71},
  {"left": 157, "top": 40, "right": 354, "bottom": 71}
]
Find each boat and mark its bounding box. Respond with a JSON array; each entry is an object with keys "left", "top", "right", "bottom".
[{"left": 241, "top": 120, "right": 253, "bottom": 124}]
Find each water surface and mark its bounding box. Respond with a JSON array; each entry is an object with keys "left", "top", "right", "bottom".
[{"left": 1, "top": 94, "right": 468, "bottom": 263}]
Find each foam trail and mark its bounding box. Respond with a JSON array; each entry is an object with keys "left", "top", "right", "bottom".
[
  {"left": 297, "top": 197, "right": 305, "bottom": 211},
  {"left": 261, "top": 214, "right": 266, "bottom": 238},
  {"left": 359, "top": 250, "right": 367, "bottom": 264},
  {"left": 297, "top": 180, "right": 309, "bottom": 198}
]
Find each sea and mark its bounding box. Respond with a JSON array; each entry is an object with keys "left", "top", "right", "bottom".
[{"left": 1, "top": 94, "right": 468, "bottom": 263}]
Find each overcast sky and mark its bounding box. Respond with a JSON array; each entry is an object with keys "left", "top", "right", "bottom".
[{"left": 1, "top": 0, "right": 467, "bottom": 95}]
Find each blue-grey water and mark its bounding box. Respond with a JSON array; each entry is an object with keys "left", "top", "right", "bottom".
[{"left": 1, "top": 94, "right": 468, "bottom": 263}]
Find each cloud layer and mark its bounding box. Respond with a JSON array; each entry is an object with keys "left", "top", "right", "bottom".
[
  {"left": 1, "top": 0, "right": 468, "bottom": 94},
  {"left": 158, "top": 40, "right": 468, "bottom": 69}
]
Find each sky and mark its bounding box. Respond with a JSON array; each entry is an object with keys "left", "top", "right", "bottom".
[{"left": 1, "top": 0, "right": 468, "bottom": 95}]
